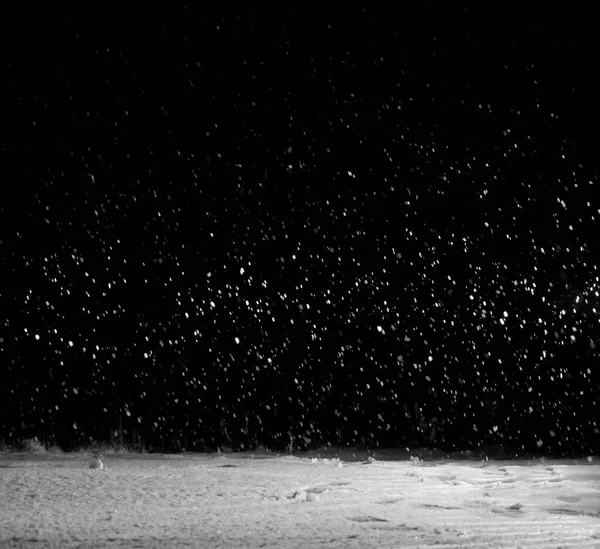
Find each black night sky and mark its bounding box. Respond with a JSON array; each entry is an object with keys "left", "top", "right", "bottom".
[{"left": 2, "top": 4, "right": 599, "bottom": 455}]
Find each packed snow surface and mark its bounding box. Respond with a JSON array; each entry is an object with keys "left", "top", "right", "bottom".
[{"left": 1, "top": 447, "right": 599, "bottom": 548}]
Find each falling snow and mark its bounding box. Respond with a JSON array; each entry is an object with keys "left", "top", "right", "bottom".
[{"left": 1, "top": 5, "right": 599, "bottom": 458}]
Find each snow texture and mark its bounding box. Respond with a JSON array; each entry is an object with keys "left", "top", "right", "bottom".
[{"left": 1, "top": 448, "right": 599, "bottom": 548}]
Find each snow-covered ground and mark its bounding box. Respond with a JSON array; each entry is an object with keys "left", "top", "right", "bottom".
[{"left": 1, "top": 447, "right": 599, "bottom": 548}]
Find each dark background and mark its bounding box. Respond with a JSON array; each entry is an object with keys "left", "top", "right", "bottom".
[{"left": 2, "top": 4, "right": 599, "bottom": 454}]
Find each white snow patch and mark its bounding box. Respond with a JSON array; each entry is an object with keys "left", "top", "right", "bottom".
[{"left": 0, "top": 449, "right": 598, "bottom": 548}]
